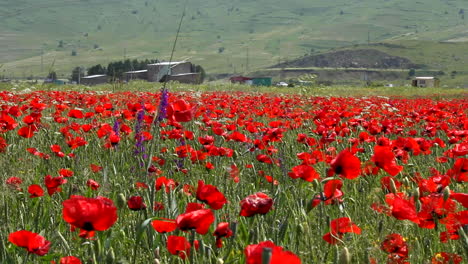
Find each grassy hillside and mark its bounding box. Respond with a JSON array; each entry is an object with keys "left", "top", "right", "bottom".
[{"left": 1, "top": 0, "right": 468, "bottom": 79}]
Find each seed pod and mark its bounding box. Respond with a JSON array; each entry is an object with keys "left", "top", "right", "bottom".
[
  {"left": 154, "top": 247, "right": 160, "bottom": 259},
  {"left": 117, "top": 193, "right": 126, "bottom": 209},
  {"left": 389, "top": 178, "right": 398, "bottom": 194},
  {"left": 412, "top": 187, "right": 420, "bottom": 201},
  {"left": 312, "top": 179, "right": 320, "bottom": 189},
  {"left": 338, "top": 247, "right": 351, "bottom": 264},
  {"left": 443, "top": 186, "right": 450, "bottom": 201},
  {"left": 106, "top": 248, "right": 115, "bottom": 264}
]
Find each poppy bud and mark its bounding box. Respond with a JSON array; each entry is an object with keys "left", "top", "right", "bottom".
[
  {"left": 412, "top": 187, "right": 420, "bottom": 201},
  {"left": 312, "top": 179, "right": 320, "bottom": 189},
  {"left": 389, "top": 178, "right": 398, "bottom": 194},
  {"left": 216, "top": 258, "right": 224, "bottom": 264},
  {"left": 117, "top": 193, "right": 126, "bottom": 209},
  {"left": 106, "top": 248, "right": 115, "bottom": 264},
  {"left": 154, "top": 259, "right": 160, "bottom": 264},
  {"left": 154, "top": 247, "right": 160, "bottom": 259},
  {"left": 338, "top": 247, "right": 351, "bottom": 264},
  {"left": 443, "top": 186, "right": 450, "bottom": 201},
  {"left": 297, "top": 223, "right": 304, "bottom": 237},
  {"left": 402, "top": 177, "right": 411, "bottom": 187},
  {"left": 261, "top": 247, "right": 272, "bottom": 264},
  {"left": 415, "top": 200, "right": 422, "bottom": 212}
]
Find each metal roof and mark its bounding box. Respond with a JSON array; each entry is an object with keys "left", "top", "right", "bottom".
[
  {"left": 82, "top": 74, "right": 107, "bottom": 79},
  {"left": 125, "top": 70, "right": 148, "bottom": 73},
  {"left": 148, "top": 61, "right": 187, "bottom": 66},
  {"left": 415, "top": 77, "right": 435, "bottom": 80},
  {"left": 170, "top": 73, "right": 199, "bottom": 76}
]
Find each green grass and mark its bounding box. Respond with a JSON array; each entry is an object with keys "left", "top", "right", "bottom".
[
  {"left": 2, "top": 0, "right": 468, "bottom": 79},
  {"left": 1, "top": 81, "right": 467, "bottom": 99}
]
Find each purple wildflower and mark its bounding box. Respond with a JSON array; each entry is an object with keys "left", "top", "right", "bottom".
[
  {"left": 134, "top": 107, "right": 145, "bottom": 155},
  {"left": 157, "top": 88, "right": 169, "bottom": 122}
]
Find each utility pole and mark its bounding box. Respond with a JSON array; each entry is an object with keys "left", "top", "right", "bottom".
[
  {"left": 246, "top": 46, "right": 249, "bottom": 73},
  {"left": 41, "top": 49, "right": 44, "bottom": 72},
  {"left": 367, "top": 31, "right": 370, "bottom": 45},
  {"left": 78, "top": 67, "right": 81, "bottom": 84}
]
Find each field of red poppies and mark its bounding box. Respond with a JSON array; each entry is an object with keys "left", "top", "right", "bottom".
[{"left": 0, "top": 88, "right": 467, "bottom": 264}]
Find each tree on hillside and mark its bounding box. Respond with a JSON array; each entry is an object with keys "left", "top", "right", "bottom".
[
  {"left": 71, "top": 67, "right": 84, "bottom": 83},
  {"left": 88, "top": 64, "right": 106, "bottom": 75},
  {"left": 192, "top": 64, "right": 206, "bottom": 83}
]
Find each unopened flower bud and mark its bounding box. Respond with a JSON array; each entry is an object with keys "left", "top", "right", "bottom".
[
  {"left": 443, "top": 186, "right": 450, "bottom": 201},
  {"left": 412, "top": 187, "right": 420, "bottom": 201},
  {"left": 117, "top": 193, "right": 126, "bottom": 209},
  {"left": 338, "top": 247, "right": 351, "bottom": 264},
  {"left": 389, "top": 178, "right": 398, "bottom": 194},
  {"left": 106, "top": 248, "right": 115, "bottom": 264}
]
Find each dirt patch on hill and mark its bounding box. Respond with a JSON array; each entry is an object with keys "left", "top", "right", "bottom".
[{"left": 272, "top": 49, "right": 420, "bottom": 69}]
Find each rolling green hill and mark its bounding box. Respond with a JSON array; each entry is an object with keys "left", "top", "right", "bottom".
[{"left": 1, "top": 0, "right": 468, "bottom": 80}]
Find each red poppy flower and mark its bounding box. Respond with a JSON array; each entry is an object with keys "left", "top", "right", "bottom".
[
  {"left": 446, "top": 158, "right": 468, "bottom": 182},
  {"left": 44, "top": 175, "right": 67, "bottom": 196},
  {"left": 8, "top": 230, "right": 51, "bottom": 256},
  {"left": 196, "top": 180, "right": 227, "bottom": 210},
  {"left": 86, "top": 179, "right": 100, "bottom": 190},
  {"left": 417, "top": 194, "right": 457, "bottom": 229},
  {"left": 328, "top": 149, "right": 361, "bottom": 179},
  {"left": 166, "top": 99, "right": 194, "bottom": 122},
  {"left": 153, "top": 202, "right": 165, "bottom": 211},
  {"left": 372, "top": 145, "right": 403, "bottom": 176},
  {"left": 90, "top": 164, "right": 103, "bottom": 173},
  {"left": 18, "top": 124, "right": 38, "bottom": 138},
  {"left": 450, "top": 193, "right": 468, "bottom": 208},
  {"left": 244, "top": 240, "right": 301, "bottom": 264},
  {"left": 311, "top": 179, "right": 344, "bottom": 208},
  {"left": 127, "top": 196, "right": 147, "bottom": 211},
  {"left": 167, "top": 235, "right": 191, "bottom": 259},
  {"left": 28, "top": 184, "right": 44, "bottom": 198},
  {"left": 62, "top": 195, "right": 118, "bottom": 234},
  {"left": 175, "top": 208, "right": 215, "bottom": 235},
  {"left": 155, "top": 176, "right": 178, "bottom": 193},
  {"left": 213, "top": 222, "right": 233, "bottom": 248},
  {"left": 184, "top": 202, "right": 205, "bottom": 213},
  {"left": 0, "top": 136, "right": 8, "bottom": 152},
  {"left": 59, "top": 168, "right": 74, "bottom": 177},
  {"left": 151, "top": 218, "right": 177, "bottom": 233},
  {"left": 240, "top": 192, "right": 273, "bottom": 217},
  {"left": 6, "top": 176, "right": 22, "bottom": 190},
  {"left": 431, "top": 252, "right": 463, "bottom": 264},
  {"left": 288, "top": 164, "right": 320, "bottom": 182},
  {"left": 322, "top": 217, "right": 361, "bottom": 244},
  {"left": 59, "top": 256, "right": 82, "bottom": 264},
  {"left": 380, "top": 233, "right": 409, "bottom": 264},
  {"left": 385, "top": 193, "right": 420, "bottom": 224}
]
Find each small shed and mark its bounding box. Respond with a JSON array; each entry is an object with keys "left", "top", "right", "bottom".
[
  {"left": 81, "top": 75, "right": 108, "bottom": 86},
  {"left": 251, "top": 77, "right": 272, "bottom": 86},
  {"left": 125, "top": 70, "right": 148, "bottom": 82},
  {"left": 412, "top": 77, "right": 439, "bottom": 88}
]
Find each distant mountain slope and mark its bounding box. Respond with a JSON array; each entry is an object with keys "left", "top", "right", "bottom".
[
  {"left": 271, "top": 49, "right": 420, "bottom": 69},
  {"left": 1, "top": 0, "right": 468, "bottom": 77}
]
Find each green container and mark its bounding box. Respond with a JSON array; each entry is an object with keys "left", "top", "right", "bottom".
[{"left": 252, "top": 77, "right": 272, "bottom": 86}]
